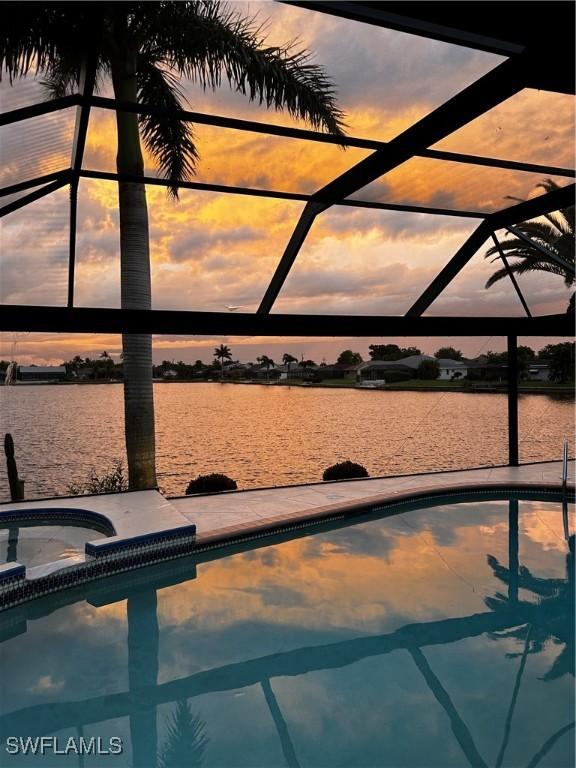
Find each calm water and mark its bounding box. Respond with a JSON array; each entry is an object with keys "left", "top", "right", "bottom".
[
  {"left": 0, "top": 496, "right": 573, "bottom": 767},
  {"left": 0, "top": 383, "right": 574, "bottom": 500}
]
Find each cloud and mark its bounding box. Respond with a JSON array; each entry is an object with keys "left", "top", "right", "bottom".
[{"left": 168, "top": 226, "right": 260, "bottom": 263}]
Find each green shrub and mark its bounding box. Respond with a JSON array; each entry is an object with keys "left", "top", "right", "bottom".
[
  {"left": 322, "top": 461, "right": 369, "bottom": 481},
  {"left": 186, "top": 473, "right": 238, "bottom": 495},
  {"left": 67, "top": 460, "right": 128, "bottom": 495}
]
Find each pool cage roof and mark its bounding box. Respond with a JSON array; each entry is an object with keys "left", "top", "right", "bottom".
[{"left": 0, "top": 0, "right": 574, "bottom": 338}]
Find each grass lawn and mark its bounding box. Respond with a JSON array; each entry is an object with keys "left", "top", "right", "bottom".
[{"left": 277, "top": 377, "right": 574, "bottom": 393}]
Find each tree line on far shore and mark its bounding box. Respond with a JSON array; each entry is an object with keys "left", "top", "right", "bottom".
[{"left": 2, "top": 342, "right": 573, "bottom": 384}]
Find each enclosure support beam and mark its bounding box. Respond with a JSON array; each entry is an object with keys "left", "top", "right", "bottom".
[
  {"left": 0, "top": 95, "right": 80, "bottom": 127},
  {"left": 405, "top": 222, "right": 490, "bottom": 316},
  {"left": 78, "top": 169, "right": 483, "bottom": 219},
  {"left": 507, "top": 335, "right": 519, "bottom": 467},
  {"left": 68, "top": 183, "right": 79, "bottom": 309},
  {"left": 0, "top": 305, "right": 571, "bottom": 337},
  {"left": 68, "top": 52, "right": 99, "bottom": 308},
  {"left": 258, "top": 202, "right": 327, "bottom": 314},
  {"left": 0, "top": 172, "right": 70, "bottom": 199},
  {"left": 0, "top": 177, "right": 71, "bottom": 218},
  {"left": 489, "top": 184, "right": 575, "bottom": 229},
  {"left": 312, "top": 56, "right": 526, "bottom": 205}
]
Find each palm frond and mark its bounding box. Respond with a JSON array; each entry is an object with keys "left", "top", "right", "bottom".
[
  {"left": 485, "top": 258, "right": 572, "bottom": 288},
  {"left": 40, "top": 57, "right": 81, "bottom": 99},
  {"left": 485, "top": 183, "right": 575, "bottom": 290},
  {"left": 137, "top": 61, "right": 199, "bottom": 198},
  {"left": 518, "top": 219, "right": 567, "bottom": 244},
  {"left": 144, "top": 1, "right": 346, "bottom": 137},
  {"left": 0, "top": 4, "right": 92, "bottom": 82}
]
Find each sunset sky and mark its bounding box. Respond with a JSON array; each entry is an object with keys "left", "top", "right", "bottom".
[{"left": 1, "top": 1, "right": 574, "bottom": 364}]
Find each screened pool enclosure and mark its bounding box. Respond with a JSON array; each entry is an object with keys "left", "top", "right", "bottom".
[{"left": 1, "top": 0, "right": 574, "bottom": 467}]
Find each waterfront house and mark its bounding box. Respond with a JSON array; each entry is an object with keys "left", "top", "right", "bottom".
[
  {"left": 17, "top": 365, "right": 67, "bottom": 383},
  {"left": 358, "top": 355, "right": 468, "bottom": 382},
  {"left": 277, "top": 363, "right": 319, "bottom": 381}
]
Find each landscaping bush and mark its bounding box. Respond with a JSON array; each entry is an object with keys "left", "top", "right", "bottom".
[
  {"left": 322, "top": 461, "right": 369, "bottom": 481},
  {"left": 186, "top": 473, "right": 238, "bottom": 495},
  {"left": 68, "top": 460, "right": 128, "bottom": 495}
]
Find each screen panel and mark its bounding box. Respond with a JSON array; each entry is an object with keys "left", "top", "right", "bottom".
[
  {"left": 0, "top": 182, "right": 60, "bottom": 212},
  {"left": 83, "top": 108, "right": 370, "bottom": 194},
  {"left": 423, "top": 252, "right": 522, "bottom": 317},
  {"left": 75, "top": 178, "right": 305, "bottom": 312},
  {"left": 273, "top": 207, "right": 481, "bottom": 315},
  {"left": 0, "top": 108, "right": 74, "bottom": 189},
  {"left": 0, "top": 186, "right": 70, "bottom": 305},
  {"left": 348, "top": 157, "right": 573, "bottom": 214},
  {"left": 0, "top": 74, "right": 67, "bottom": 112},
  {"left": 432, "top": 89, "right": 576, "bottom": 168}
]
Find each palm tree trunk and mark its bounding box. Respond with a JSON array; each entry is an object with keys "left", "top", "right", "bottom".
[{"left": 112, "top": 53, "right": 157, "bottom": 490}]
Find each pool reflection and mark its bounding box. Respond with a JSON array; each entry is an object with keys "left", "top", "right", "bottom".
[{"left": 0, "top": 498, "right": 573, "bottom": 768}]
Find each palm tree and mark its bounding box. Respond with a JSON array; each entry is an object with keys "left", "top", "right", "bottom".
[
  {"left": 282, "top": 353, "right": 298, "bottom": 380},
  {"left": 2, "top": 3, "right": 345, "bottom": 489},
  {"left": 214, "top": 344, "right": 232, "bottom": 380},
  {"left": 257, "top": 354, "right": 274, "bottom": 382},
  {"left": 485, "top": 180, "right": 575, "bottom": 312}
]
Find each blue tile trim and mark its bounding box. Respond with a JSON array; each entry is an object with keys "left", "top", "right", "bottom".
[
  {"left": 0, "top": 563, "right": 26, "bottom": 584},
  {"left": 0, "top": 526, "right": 196, "bottom": 612},
  {"left": 0, "top": 507, "right": 116, "bottom": 536},
  {"left": 85, "top": 524, "right": 196, "bottom": 556}
]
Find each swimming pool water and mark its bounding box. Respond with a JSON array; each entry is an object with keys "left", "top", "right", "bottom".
[
  {"left": 0, "top": 524, "right": 105, "bottom": 568},
  {"left": 0, "top": 496, "right": 573, "bottom": 768}
]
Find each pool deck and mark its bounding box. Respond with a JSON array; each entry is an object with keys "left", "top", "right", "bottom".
[
  {"left": 1, "top": 460, "right": 573, "bottom": 590},
  {"left": 173, "top": 460, "right": 574, "bottom": 545}
]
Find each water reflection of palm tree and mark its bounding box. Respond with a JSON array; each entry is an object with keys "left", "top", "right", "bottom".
[
  {"left": 485, "top": 534, "right": 574, "bottom": 682},
  {"left": 159, "top": 699, "right": 208, "bottom": 768},
  {"left": 484, "top": 533, "right": 574, "bottom": 768}
]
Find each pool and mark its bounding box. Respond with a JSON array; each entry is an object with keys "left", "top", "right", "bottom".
[{"left": 0, "top": 494, "right": 573, "bottom": 768}]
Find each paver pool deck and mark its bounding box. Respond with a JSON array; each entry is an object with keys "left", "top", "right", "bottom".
[{"left": 172, "top": 460, "right": 575, "bottom": 545}]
